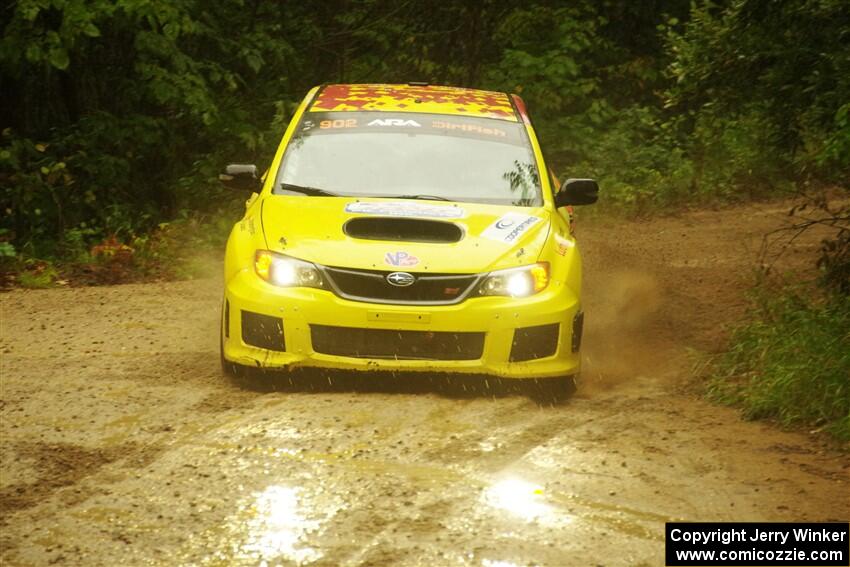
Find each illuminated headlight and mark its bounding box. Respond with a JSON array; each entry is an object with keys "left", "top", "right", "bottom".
[
  {"left": 479, "top": 263, "right": 549, "bottom": 297},
  {"left": 254, "top": 250, "right": 323, "bottom": 288}
]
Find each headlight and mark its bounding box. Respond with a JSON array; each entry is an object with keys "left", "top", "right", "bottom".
[
  {"left": 479, "top": 262, "right": 549, "bottom": 297},
  {"left": 254, "top": 250, "right": 324, "bottom": 288}
]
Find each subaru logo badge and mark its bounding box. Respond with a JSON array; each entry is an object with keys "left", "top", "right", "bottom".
[{"left": 386, "top": 272, "right": 415, "bottom": 287}]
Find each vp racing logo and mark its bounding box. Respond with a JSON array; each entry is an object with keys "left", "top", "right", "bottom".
[{"left": 385, "top": 251, "right": 419, "bottom": 267}]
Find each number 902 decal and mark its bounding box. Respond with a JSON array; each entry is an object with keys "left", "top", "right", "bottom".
[{"left": 320, "top": 118, "right": 358, "bottom": 129}]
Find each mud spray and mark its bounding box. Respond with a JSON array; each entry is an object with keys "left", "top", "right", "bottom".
[{"left": 581, "top": 269, "right": 670, "bottom": 393}]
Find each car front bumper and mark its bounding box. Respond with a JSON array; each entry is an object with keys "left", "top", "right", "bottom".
[{"left": 222, "top": 269, "right": 582, "bottom": 379}]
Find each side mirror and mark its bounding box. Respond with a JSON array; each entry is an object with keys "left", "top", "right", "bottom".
[
  {"left": 220, "top": 164, "right": 260, "bottom": 191},
  {"left": 555, "top": 178, "right": 598, "bottom": 207}
]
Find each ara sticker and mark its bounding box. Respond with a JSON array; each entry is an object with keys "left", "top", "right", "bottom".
[
  {"left": 481, "top": 213, "right": 541, "bottom": 244},
  {"left": 555, "top": 234, "right": 575, "bottom": 256},
  {"left": 345, "top": 201, "right": 465, "bottom": 219},
  {"left": 368, "top": 118, "right": 421, "bottom": 127},
  {"left": 385, "top": 251, "right": 419, "bottom": 267}
]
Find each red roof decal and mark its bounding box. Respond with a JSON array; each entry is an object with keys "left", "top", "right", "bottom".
[{"left": 311, "top": 84, "right": 518, "bottom": 121}]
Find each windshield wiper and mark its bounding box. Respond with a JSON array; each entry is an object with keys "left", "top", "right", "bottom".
[
  {"left": 279, "top": 183, "right": 341, "bottom": 197},
  {"left": 381, "top": 194, "right": 452, "bottom": 202}
]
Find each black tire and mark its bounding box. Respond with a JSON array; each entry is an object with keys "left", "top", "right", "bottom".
[{"left": 527, "top": 374, "right": 577, "bottom": 405}]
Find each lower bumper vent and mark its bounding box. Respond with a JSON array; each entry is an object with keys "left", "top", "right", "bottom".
[
  {"left": 510, "top": 323, "right": 559, "bottom": 362},
  {"left": 224, "top": 299, "right": 230, "bottom": 338},
  {"left": 572, "top": 311, "right": 584, "bottom": 353},
  {"left": 310, "top": 325, "right": 484, "bottom": 360},
  {"left": 241, "top": 311, "right": 285, "bottom": 351}
]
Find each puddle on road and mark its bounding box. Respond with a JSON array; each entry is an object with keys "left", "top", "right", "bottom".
[
  {"left": 6, "top": 403, "right": 676, "bottom": 565},
  {"left": 478, "top": 440, "right": 501, "bottom": 453},
  {"left": 482, "top": 477, "right": 573, "bottom": 526},
  {"left": 178, "top": 426, "right": 670, "bottom": 565},
  {"left": 241, "top": 485, "right": 329, "bottom": 564},
  {"left": 481, "top": 560, "right": 522, "bottom": 567},
  {"left": 197, "top": 483, "right": 345, "bottom": 566}
]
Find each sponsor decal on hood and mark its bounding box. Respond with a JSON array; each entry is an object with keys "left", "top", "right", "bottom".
[
  {"left": 384, "top": 251, "right": 420, "bottom": 267},
  {"left": 345, "top": 201, "right": 465, "bottom": 219},
  {"left": 481, "top": 213, "right": 541, "bottom": 244}
]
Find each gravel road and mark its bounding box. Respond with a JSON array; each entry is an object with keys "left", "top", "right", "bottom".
[{"left": 1, "top": 201, "right": 848, "bottom": 566}]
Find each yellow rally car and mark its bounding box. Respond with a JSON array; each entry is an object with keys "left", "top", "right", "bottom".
[{"left": 220, "top": 83, "right": 598, "bottom": 396}]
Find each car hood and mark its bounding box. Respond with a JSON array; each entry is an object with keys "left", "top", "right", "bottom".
[{"left": 261, "top": 196, "right": 551, "bottom": 273}]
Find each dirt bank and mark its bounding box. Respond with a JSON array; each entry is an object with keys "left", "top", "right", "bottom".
[{"left": 1, "top": 200, "right": 847, "bottom": 566}]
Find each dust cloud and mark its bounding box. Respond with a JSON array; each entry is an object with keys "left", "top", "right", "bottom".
[{"left": 580, "top": 269, "right": 670, "bottom": 393}]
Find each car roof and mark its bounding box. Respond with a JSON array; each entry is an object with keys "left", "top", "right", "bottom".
[{"left": 309, "top": 83, "right": 519, "bottom": 122}]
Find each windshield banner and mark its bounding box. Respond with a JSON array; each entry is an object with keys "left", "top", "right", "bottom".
[{"left": 299, "top": 112, "right": 527, "bottom": 146}]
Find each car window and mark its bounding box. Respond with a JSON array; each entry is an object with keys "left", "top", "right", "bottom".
[{"left": 274, "top": 112, "right": 542, "bottom": 207}]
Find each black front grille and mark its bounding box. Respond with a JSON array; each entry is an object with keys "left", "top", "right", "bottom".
[
  {"left": 242, "top": 310, "right": 285, "bottom": 351},
  {"left": 323, "top": 266, "right": 478, "bottom": 304},
  {"left": 510, "top": 323, "right": 559, "bottom": 362},
  {"left": 311, "top": 325, "right": 485, "bottom": 360}
]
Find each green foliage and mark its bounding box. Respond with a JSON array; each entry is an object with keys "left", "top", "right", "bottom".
[
  {"left": 708, "top": 290, "right": 850, "bottom": 441},
  {"left": 664, "top": 0, "right": 850, "bottom": 183},
  {"left": 689, "top": 105, "right": 790, "bottom": 196},
  {"left": 818, "top": 103, "right": 850, "bottom": 170},
  {"left": 488, "top": 4, "right": 606, "bottom": 115},
  {"left": 1, "top": 0, "right": 300, "bottom": 254},
  {"left": 17, "top": 260, "right": 59, "bottom": 288},
  {"left": 1, "top": 0, "right": 847, "bottom": 264},
  {"left": 566, "top": 106, "right": 695, "bottom": 213},
  {"left": 819, "top": 227, "right": 850, "bottom": 296}
]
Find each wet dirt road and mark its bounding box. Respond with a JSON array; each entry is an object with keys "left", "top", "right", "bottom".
[{"left": 1, "top": 202, "right": 848, "bottom": 566}]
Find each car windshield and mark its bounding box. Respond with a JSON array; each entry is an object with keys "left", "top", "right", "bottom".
[{"left": 274, "top": 111, "right": 542, "bottom": 206}]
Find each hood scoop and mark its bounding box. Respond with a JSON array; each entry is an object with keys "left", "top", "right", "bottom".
[{"left": 344, "top": 216, "right": 463, "bottom": 243}]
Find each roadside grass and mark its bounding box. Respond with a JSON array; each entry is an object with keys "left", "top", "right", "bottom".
[
  {"left": 706, "top": 287, "right": 850, "bottom": 442},
  {"left": 14, "top": 260, "right": 58, "bottom": 288},
  {"left": 1, "top": 207, "right": 238, "bottom": 289}
]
